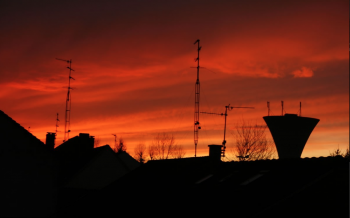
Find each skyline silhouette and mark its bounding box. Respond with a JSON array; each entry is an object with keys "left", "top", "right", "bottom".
[{"left": 0, "top": 0, "right": 348, "bottom": 158}]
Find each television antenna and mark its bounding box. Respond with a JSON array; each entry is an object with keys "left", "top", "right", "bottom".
[
  {"left": 112, "top": 134, "right": 117, "bottom": 151},
  {"left": 201, "top": 104, "right": 254, "bottom": 157},
  {"left": 193, "top": 39, "right": 202, "bottom": 157},
  {"left": 55, "top": 113, "right": 59, "bottom": 134},
  {"left": 56, "top": 58, "right": 75, "bottom": 142}
]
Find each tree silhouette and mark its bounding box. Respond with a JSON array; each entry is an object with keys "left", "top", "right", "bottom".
[
  {"left": 94, "top": 137, "right": 100, "bottom": 148},
  {"left": 329, "top": 146, "right": 349, "bottom": 158},
  {"left": 133, "top": 143, "right": 146, "bottom": 164},
  {"left": 148, "top": 133, "right": 185, "bottom": 160},
  {"left": 231, "top": 120, "right": 276, "bottom": 161},
  {"left": 344, "top": 148, "right": 350, "bottom": 159},
  {"left": 114, "top": 137, "right": 127, "bottom": 153}
]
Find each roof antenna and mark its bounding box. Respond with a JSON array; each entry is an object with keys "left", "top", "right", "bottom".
[
  {"left": 112, "top": 134, "right": 117, "bottom": 152},
  {"left": 201, "top": 104, "right": 254, "bottom": 157},
  {"left": 56, "top": 58, "right": 75, "bottom": 142},
  {"left": 281, "top": 101, "right": 284, "bottom": 116},
  {"left": 55, "top": 113, "right": 59, "bottom": 134},
  {"left": 267, "top": 101, "right": 270, "bottom": 116},
  {"left": 194, "top": 39, "right": 202, "bottom": 157},
  {"left": 299, "top": 102, "right": 302, "bottom": 117}
]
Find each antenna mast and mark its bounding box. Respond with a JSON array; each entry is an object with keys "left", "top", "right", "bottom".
[
  {"left": 55, "top": 113, "right": 59, "bottom": 134},
  {"left": 194, "top": 39, "right": 201, "bottom": 157},
  {"left": 56, "top": 58, "right": 75, "bottom": 142},
  {"left": 201, "top": 104, "right": 254, "bottom": 157},
  {"left": 112, "top": 134, "right": 117, "bottom": 151},
  {"left": 267, "top": 101, "right": 270, "bottom": 116}
]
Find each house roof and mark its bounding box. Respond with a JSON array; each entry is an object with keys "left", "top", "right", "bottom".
[
  {"left": 59, "top": 155, "right": 348, "bottom": 217},
  {"left": 0, "top": 110, "right": 56, "bottom": 217},
  {"left": 55, "top": 137, "right": 140, "bottom": 189},
  {"left": 0, "top": 110, "right": 49, "bottom": 153}
]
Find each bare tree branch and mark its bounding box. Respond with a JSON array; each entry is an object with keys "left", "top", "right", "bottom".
[
  {"left": 114, "top": 137, "right": 127, "bottom": 153},
  {"left": 94, "top": 137, "right": 100, "bottom": 148},
  {"left": 133, "top": 143, "right": 146, "bottom": 164},
  {"left": 230, "top": 120, "right": 276, "bottom": 161},
  {"left": 147, "top": 133, "right": 185, "bottom": 160},
  {"left": 329, "top": 146, "right": 349, "bottom": 158}
]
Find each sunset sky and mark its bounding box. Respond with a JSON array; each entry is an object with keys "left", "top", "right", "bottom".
[{"left": 1, "top": 0, "right": 348, "bottom": 159}]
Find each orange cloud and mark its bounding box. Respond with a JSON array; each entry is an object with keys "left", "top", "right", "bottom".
[
  {"left": 0, "top": 0, "right": 348, "bottom": 158},
  {"left": 292, "top": 67, "right": 314, "bottom": 78}
]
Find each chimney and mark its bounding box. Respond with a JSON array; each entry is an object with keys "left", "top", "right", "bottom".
[
  {"left": 208, "top": 144, "right": 223, "bottom": 163},
  {"left": 79, "top": 133, "right": 95, "bottom": 149},
  {"left": 45, "top": 132, "right": 56, "bottom": 150}
]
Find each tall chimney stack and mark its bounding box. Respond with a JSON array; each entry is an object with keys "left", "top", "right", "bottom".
[
  {"left": 45, "top": 132, "right": 56, "bottom": 150},
  {"left": 208, "top": 144, "right": 223, "bottom": 163}
]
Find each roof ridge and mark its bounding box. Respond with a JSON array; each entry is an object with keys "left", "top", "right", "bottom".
[{"left": 0, "top": 110, "right": 45, "bottom": 146}]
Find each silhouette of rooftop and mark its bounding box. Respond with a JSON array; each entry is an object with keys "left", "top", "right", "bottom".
[
  {"left": 54, "top": 134, "right": 140, "bottom": 189},
  {"left": 0, "top": 110, "right": 56, "bottom": 217},
  {"left": 60, "top": 155, "right": 348, "bottom": 217},
  {"left": 0, "top": 110, "right": 50, "bottom": 153},
  {"left": 1, "top": 110, "right": 347, "bottom": 217}
]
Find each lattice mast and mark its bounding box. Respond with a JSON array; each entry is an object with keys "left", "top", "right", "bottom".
[
  {"left": 194, "top": 39, "right": 202, "bottom": 157},
  {"left": 56, "top": 58, "right": 75, "bottom": 142},
  {"left": 55, "top": 113, "right": 59, "bottom": 134}
]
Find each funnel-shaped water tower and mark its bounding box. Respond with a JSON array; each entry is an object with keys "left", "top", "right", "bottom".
[{"left": 263, "top": 114, "right": 319, "bottom": 159}]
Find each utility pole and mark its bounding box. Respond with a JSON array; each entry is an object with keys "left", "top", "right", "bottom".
[
  {"left": 56, "top": 58, "right": 75, "bottom": 142},
  {"left": 194, "top": 39, "right": 201, "bottom": 157},
  {"left": 201, "top": 104, "right": 254, "bottom": 157}
]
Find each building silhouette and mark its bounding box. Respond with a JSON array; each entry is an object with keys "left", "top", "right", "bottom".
[
  {"left": 0, "top": 110, "right": 57, "bottom": 217},
  {"left": 264, "top": 113, "right": 319, "bottom": 159},
  {"left": 0, "top": 110, "right": 347, "bottom": 217}
]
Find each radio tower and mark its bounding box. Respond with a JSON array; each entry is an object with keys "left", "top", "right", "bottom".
[
  {"left": 56, "top": 58, "right": 75, "bottom": 142},
  {"left": 194, "top": 39, "right": 201, "bottom": 157}
]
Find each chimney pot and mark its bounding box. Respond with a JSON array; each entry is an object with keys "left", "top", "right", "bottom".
[
  {"left": 208, "top": 144, "right": 223, "bottom": 162},
  {"left": 45, "top": 132, "right": 56, "bottom": 150}
]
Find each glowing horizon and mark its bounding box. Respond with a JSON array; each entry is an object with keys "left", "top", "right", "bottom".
[{"left": 0, "top": 0, "right": 348, "bottom": 159}]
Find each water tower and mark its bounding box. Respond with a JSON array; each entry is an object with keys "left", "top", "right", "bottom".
[{"left": 263, "top": 102, "right": 319, "bottom": 159}]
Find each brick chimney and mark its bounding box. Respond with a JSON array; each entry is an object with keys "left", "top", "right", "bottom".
[{"left": 45, "top": 132, "right": 56, "bottom": 150}]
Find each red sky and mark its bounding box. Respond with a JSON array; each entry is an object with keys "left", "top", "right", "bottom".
[{"left": 0, "top": 0, "right": 348, "bottom": 159}]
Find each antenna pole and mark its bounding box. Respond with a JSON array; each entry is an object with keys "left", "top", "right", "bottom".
[
  {"left": 55, "top": 113, "right": 59, "bottom": 134},
  {"left": 222, "top": 105, "right": 254, "bottom": 157},
  {"left": 194, "top": 39, "right": 201, "bottom": 157},
  {"left": 222, "top": 105, "right": 229, "bottom": 150},
  {"left": 56, "top": 58, "right": 74, "bottom": 142},
  {"left": 299, "top": 102, "right": 301, "bottom": 116},
  {"left": 267, "top": 101, "right": 270, "bottom": 116},
  {"left": 201, "top": 104, "right": 254, "bottom": 157},
  {"left": 112, "top": 134, "right": 117, "bottom": 151},
  {"left": 281, "top": 101, "right": 284, "bottom": 116}
]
